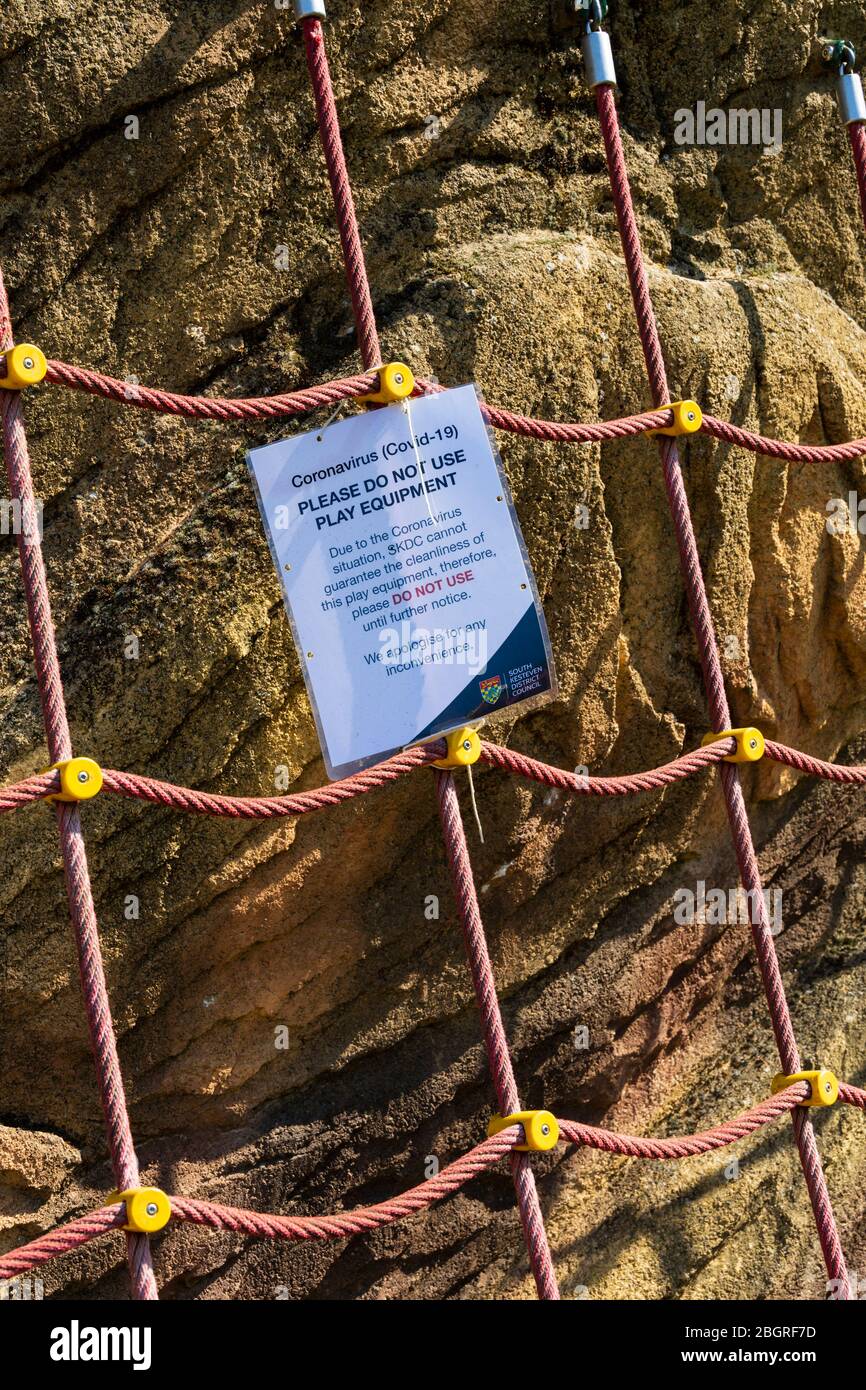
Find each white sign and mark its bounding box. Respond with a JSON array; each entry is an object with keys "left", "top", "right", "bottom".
[{"left": 247, "top": 385, "right": 555, "bottom": 779}]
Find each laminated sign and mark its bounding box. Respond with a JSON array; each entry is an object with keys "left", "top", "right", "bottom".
[{"left": 247, "top": 384, "right": 555, "bottom": 779}]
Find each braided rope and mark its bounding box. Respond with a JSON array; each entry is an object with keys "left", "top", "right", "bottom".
[
  {"left": 848, "top": 121, "right": 866, "bottom": 241},
  {"left": 434, "top": 770, "right": 560, "bottom": 1298},
  {"left": 9, "top": 736, "right": 866, "bottom": 821},
  {"left": 0, "top": 770, "right": 59, "bottom": 812},
  {"left": 1, "top": 20, "right": 864, "bottom": 1306},
  {"left": 45, "top": 359, "right": 378, "bottom": 420},
  {"left": 1, "top": 269, "right": 157, "bottom": 1301},
  {"left": 0, "top": 1207, "right": 126, "bottom": 1278},
  {"left": 479, "top": 737, "right": 732, "bottom": 793},
  {"left": 99, "top": 743, "right": 442, "bottom": 816},
  {"left": 301, "top": 17, "right": 381, "bottom": 370},
  {"left": 9, "top": 736, "right": 866, "bottom": 822},
  {"left": 764, "top": 739, "right": 866, "bottom": 783},
  {"left": 40, "top": 358, "right": 866, "bottom": 463},
  {"left": 171, "top": 1130, "right": 518, "bottom": 1242},
  {"left": 557, "top": 1085, "right": 810, "bottom": 1159},
  {"left": 701, "top": 413, "right": 866, "bottom": 464},
  {"left": 45, "top": 354, "right": 677, "bottom": 441},
  {"left": 839, "top": 1082, "right": 866, "bottom": 1110},
  {"left": 594, "top": 80, "right": 851, "bottom": 1297},
  {"left": 6, "top": 1082, "right": 864, "bottom": 1281}
]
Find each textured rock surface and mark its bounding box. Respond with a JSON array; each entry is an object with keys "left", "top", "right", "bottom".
[{"left": 1, "top": 0, "right": 866, "bottom": 1300}]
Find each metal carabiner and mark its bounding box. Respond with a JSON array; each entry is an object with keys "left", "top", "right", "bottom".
[
  {"left": 587, "top": 0, "right": 606, "bottom": 31},
  {"left": 823, "top": 38, "right": 856, "bottom": 76},
  {"left": 828, "top": 40, "right": 866, "bottom": 125}
]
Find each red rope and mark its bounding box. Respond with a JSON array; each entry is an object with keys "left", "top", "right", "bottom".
[
  {"left": 765, "top": 739, "right": 866, "bottom": 782},
  {"left": 1, "top": 270, "right": 157, "bottom": 1301},
  {"left": 99, "top": 743, "right": 442, "bottom": 816},
  {"left": 41, "top": 359, "right": 866, "bottom": 462},
  {"left": 0, "top": 770, "right": 59, "bottom": 812},
  {"left": 0, "top": 1207, "right": 127, "bottom": 1278},
  {"left": 848, "top": 121, "right": 866, "bottom": 235},
  {"left": 701, "top": 413, "right": 866, "bottom": 464},
  {"left": 479, "top": 737, "right": 732, "bottom": 793},
  {"left": 558, "top": 1085, "right": 810, "bottom": 1159},
  {"left": 594, "top": 80, "right": 851, "bottom": 1297},
  {"left": 301, "top": 18, "right": 381, "bottom": 370},
  {"left": 839, "top": 1082, "right": 866, "bottom": 1109},
  {"left": 434, "top": 769, "right": 560, "bottom": 1299},
  {"left": 1, "top": 22, "right": 864, "bottom": 1305},
  {"left": 8, "top": 736, "right": 866, "bottom": 822},
  {"left": 44, "top": 355, "right": 677, "bottom": 441},
  {"left": 45, "top": 359, "right": 378, "bottom": 420},
  {"left": 6, "top": 1083, "right": 864, "bottom": 1281}
]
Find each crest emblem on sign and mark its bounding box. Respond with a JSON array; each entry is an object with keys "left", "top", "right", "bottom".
[{"left": 479, "top": 675, "right": 504, "bottom": 705}]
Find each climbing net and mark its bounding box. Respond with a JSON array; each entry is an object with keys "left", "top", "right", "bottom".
[{"left": 1, "top": 8, "right": 865, "bottom": 1303}]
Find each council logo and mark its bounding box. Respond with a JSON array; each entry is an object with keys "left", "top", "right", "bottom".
[{"left": 479, "top": 675, "right": 504, "bottom": 704}]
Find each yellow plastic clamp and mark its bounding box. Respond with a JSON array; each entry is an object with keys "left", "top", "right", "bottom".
[
  {"left": 43, "top": 756, "right": 104, "bottom": 802},
  {"left": 106, "top": 1187, "right": 171, "bottom": 1234},
  {"left": 701, "top": 727, "right": 765, "bottom": 763},
  {"left": 488, "top": 1109, "right": 560, "bottom": 1152},
  {"left": 432, "top": 727, "right": 481, "bottom": 768},
  {"left": 771, "top": 1069, "right": 839, "bottom": 1108},
  {"left": 358, "top": 361, "right": 415, "bottom": 405},
  {"left": 0, "top": 343, "right": 47, "bottom": 390},
  {"left": 647, "top": 399, "right": 703, "bottom": 437}
]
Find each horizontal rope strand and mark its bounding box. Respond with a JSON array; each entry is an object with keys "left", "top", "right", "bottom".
[
  {"left": 4, "top": 1084, "right": 863, "bottom": 1278},
  {"left": 9, "top": 738, "right": 866, "bottom": 819}
]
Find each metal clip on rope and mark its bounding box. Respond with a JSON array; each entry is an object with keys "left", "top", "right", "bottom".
[
  {"left": 581, "top": 0, "right": 616, "bottom": 89},
  {"left": 294, "top": 0, "right": 326, "bottom": 20},
  {"left": 825, "top": 40, "right": 866, "bottom": 124}
]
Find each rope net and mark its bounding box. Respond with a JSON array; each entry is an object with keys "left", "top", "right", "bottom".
[{"left": 1, "top": 14, "right": 864, "bottom": 1302}]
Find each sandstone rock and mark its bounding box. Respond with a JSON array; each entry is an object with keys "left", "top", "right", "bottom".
[{"left": 1, "top": 1, "right": 865, "bottom": 1300}]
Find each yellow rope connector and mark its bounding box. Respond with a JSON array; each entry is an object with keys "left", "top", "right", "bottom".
[
  {"left": 701, "top": 727, "right": 765, "bottom": 763},
  {"left": 0, "top": 343, "right": 47, "bottom": 390},
  {"left": 42, "top": 756, "right": 104, "bottom": 802},
  {"left": 106, "top": 1187, "right": 172, "bottom": 1233},
  {"left": 647, "top": 399, "right": 703, "bottom": 437},
  {"left": 488, "top": 1109, "right": 560, "bottom": 1152},
  {"left": 358, "top": 361, "right": 415, "bottom": 405},
  {"left": 771, "top": 1069, "right": 839, "bottom": 1107},
  {"left": 432, "top": 727, "right": 482, "bottom": 768}
]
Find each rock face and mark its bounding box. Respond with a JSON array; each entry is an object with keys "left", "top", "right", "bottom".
[{"left": 1, "top": 0, "right": 866, "bottom": 1300}]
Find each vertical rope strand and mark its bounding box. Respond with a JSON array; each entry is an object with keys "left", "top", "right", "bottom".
[
  {"left": 594, "top": 81, "right": 850, "bottom": 1298},
  {"left": 847, "top": 121, "right": 866, "bottom": 232},
  {"left": 0, "top": 269, "right": 157, "bottom": 1300},
  {"left": 301, "top": 18, "right": 382, "bottom": 370},
  {"left": 434, "top": 770, "right": 560, "bottom": 1300}
]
